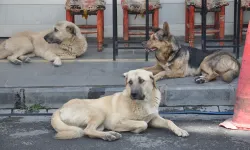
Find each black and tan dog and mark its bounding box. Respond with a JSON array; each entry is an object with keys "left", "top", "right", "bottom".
[{"left": 141, "top": 22, "right": 240, "bottom": 84}]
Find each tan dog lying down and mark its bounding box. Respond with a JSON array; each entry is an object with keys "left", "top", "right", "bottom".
[
  {"left": 51, "top": 69, "right": 189, "bottom": 141},
  {"left": 0, "top": 21, "right": 87, "bottom": 66}
]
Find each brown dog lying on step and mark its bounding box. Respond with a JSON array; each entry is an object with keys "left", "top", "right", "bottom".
[
  {"left": 141, "top": 22, "right": 240, "bottom": 84},
  {"left": 51, "top": 69, "right": 189, "bottom": 141},
  {"left": 0, "top": 21, "right": 87, "bottom": 66}
]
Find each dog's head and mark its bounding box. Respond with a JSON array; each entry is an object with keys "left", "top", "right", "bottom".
[
  {"left": 142, "top": 22, "right": 181, "bottom": 57},
  {"left": 123, "top": 69, "right": 156, "bottom": 101},
  {"left": 44, "top": 21, "right": 79, "bottom": 44}
]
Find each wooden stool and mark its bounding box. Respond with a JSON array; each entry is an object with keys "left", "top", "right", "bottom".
[
  {"left": 65, "top": 0, "right": 105, "bottom": 51},
  {"left": 240, "top": 0, "right": 250, "bottom": 43},
  {"left": 121, "top": 0, "right": 161, "bottom": 42},
  {"left": 185, "top": 0, "right": 229, "bottom": 47}
]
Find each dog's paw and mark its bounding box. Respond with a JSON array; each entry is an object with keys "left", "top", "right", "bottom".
[
  {"left": 174, "top": 128, "right": 189, "bottom": 137},
  {"left": 102, "top": 131, "right": 122, "bottom": 141},
  {"left": 12, "top": 59, "right": 22, "bottom": 65},
  {"left": 154, "top": 75, "right": 163, "bottom": 81},
  {"left": 53, "top": 57, "right": 62, "bottom": 67},
  {"left": 22, "top": 56, "right": 31, "bottom": 63},
  {"left": 194, "top": 76, "right": 206, "bottom": 84}
]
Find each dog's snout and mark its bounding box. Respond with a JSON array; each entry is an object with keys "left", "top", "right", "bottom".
[
  {"left": 44, "top": 35, "right": 49, "bottom": 41},
  {"left": 131, "top": 92, "right": 137, "bottom": 99},
  {"left": 130, "top": 88, "right": 145, "bottom": 100}
]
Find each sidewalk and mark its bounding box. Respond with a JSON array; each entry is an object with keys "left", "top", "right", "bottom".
[{"left": 0, "top": 116, "right": 250, "bottom": 150}]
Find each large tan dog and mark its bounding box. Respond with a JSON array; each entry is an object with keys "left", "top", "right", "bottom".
[
  {"left": 51, "top": 69, "right": 189, "bottom": 141},
  {"left": 0, "top": 21, "right": 87, "bottom": 66}
]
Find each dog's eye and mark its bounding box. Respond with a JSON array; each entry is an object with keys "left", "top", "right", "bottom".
[
  {"left": 54, "top": 28, "right": 58, "bottom": 32},
  {"left": 128, "top": 80, "right": 133, "bottom": 85},
  {"left": 138, "top": 78, "right": 145, "bottom": 84}
]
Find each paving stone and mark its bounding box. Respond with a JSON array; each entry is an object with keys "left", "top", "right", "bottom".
[
  {"left": 0, "top": 109, "right": 11, "bottom": 114},
  {"left": 219, "top": 106, "right": 234, "bottom": 112},
  {"left": 184, "top": 106, "right": 219, "bottom": 112},
  {"left": 159, "top": 107, "right": 184, "bottom": 113},
  {"left": 48, "top": 109, "right": 57, "bottom": 114}
]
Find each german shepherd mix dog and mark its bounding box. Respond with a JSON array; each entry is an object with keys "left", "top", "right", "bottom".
[
  {"left": 51, "top": 69, "right": 189, "bottom": 141},
  {"left": 141, "top": 22, "right": 240, "bottom": 84}
]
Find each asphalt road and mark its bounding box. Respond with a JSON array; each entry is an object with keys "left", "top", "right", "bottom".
[{"left": 0, "top": 116, "right": 250, "bottom": 150}]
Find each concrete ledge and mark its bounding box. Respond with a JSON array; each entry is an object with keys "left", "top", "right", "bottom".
[
  {"left": 0, "top": 82, "right": 237, "bottom": 109},
  {"left": 0, "top": 61, "right": 238, "bottom": 110}
]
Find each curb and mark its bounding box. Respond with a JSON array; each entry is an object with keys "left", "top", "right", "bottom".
[
  {"left": 0, "top": 83, "right": 237, "bottom": 109},
  {"left": 0, "top": 106, "right": 234, "bottom": 116}
]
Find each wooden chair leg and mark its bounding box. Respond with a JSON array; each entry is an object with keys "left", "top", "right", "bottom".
[
  {"left": 214, "top": 11, "right": 219, "bottom": 39},
  {"left": 102, "top": 10, "right": 104, "bottom": 41},
  {"left": 66, "top": 10, "right": 74, "bottom": 23},
  {"left": 240, "top": 8, "right": 244, "bottom": 43},
  {"left": 152, "top": 9, "right": 159, "bottom": 28},
  {"left": 97, "top": 10, "right": 104, "bottom": 51},
  {"left": 219, "top": 6, "right": 225, "bottom": 46},
  {"left": 188, "top": 6, "right": 195, "bottom": 47},
  {"left": 123, "top": 9, "right": 129, "bottom": 41},
  {"left": 185, "top": 6, "right": 189, "bottom": 43}
]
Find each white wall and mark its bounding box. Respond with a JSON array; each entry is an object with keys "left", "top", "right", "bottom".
[{"left": 0, "top": 0, "right": 249, "bottom": 37}]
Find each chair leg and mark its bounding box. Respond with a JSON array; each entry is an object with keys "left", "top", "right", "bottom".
[
  {"left": 214, "top": 11, "right": 219, "bottom": 39},
  {"left": 102, "top": 10, "right": 104, "bottom": 41},
  {"left": 66, "top": 10, "right": 74, "bottom": 23},
  {"left": 188, "top": 6, "right": 195, "bottom": 47},
  {"left": 240, "top": 8, "right": 244, "bottom": 43},
  {"left": 185, "top": 6, "right": 189, "bottom": 43},
  {"left": 219, "top": 6, "right": 225, "bottom": 46},
  {"left": 152, "top": 9, "right": 159, "bottom": 28},
  {"left": 97, "top": 10, "right": 104, "bottom": 51},
  {"left": 123, "top": 9, "right": 129, "bottom": 41}
]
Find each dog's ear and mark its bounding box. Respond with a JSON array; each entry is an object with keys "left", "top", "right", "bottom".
[
  {"left": 152, "top": 27, "right": 161, "bottom": 33},
  {"left": 66, "top": 25, "right": 76, "bottom": 36},
  {"left": 163, "top": 22, "right": 170, "bottom": 37},
  {"left": 123, "top": 72, "right": 128, "bottom": 85},
  {"left": 149, "top": 73, "right": 156, "bottom": 88},
  {"left": 123, "top": 72, "right": 128, "bottom": 78}
]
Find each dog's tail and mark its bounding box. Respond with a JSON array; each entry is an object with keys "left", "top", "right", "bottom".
[
  {"left": 51, "top": 110, "right": 84, "bottom": 140},
  {"left": 221, "top": 61, "right": 240, "bottom": 83}
]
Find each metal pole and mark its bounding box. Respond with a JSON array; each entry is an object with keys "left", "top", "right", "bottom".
[
  {"left": 233, "top": 0, "right": 237, "bottom": 54},
  {"left": 145, "top": 0, "right": 149, "bottom": 61},
  {"left": 236, "top": 0, "right": 241, "bottom": 59},
  {"left": 112, "top": 0, "right": 118, "bottom": 61},
  {"left": 201, "top": 0, "right": 207, "bottom": 51}
]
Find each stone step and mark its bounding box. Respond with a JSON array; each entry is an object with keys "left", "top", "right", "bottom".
[{"left": 0, "top": 61, "right": 237, "bottom": 110}]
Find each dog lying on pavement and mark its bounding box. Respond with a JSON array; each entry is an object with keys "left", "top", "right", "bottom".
[{"left": 51, "top": 69, "right": 189, "bottom": 141}]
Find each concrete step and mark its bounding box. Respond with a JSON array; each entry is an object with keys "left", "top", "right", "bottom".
[{"left": 0, "top": 61, "right": 237, "bottom": 111}]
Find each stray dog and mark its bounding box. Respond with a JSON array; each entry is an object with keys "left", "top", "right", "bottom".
[
  {"left": 51, "top": 69, "right": 189, "bottom": 141},
  {"left": 0, "top": 21, "right": 87, "bottom": 66},
  {"left": 142, "top": 22, "right": 240, "bottom": 84}
]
